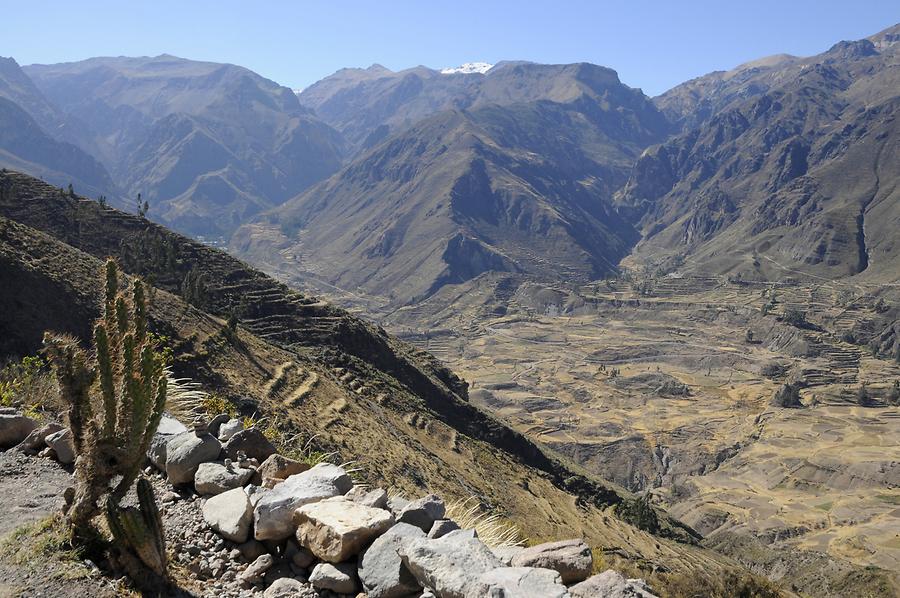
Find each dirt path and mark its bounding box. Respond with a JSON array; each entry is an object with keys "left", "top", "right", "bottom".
[{"left": 0, "top": 451, "right": 122, "bottom": 598}]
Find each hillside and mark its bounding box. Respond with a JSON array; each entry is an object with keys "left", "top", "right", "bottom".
[
  {"left": 0, "top": 169, "right": 776, "bottom": 586},
  {"left": 617, "top": 24, "right": 900, "bottom": 283},
  {"left": 23, "top": 55, "right": 347, "bottom": 238},
  {"left": 236, "top": 65, "right": 668, "bottom": 304}
]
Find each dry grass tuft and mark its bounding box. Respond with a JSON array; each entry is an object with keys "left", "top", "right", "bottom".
[{"left": 445, "top": 498, "right": 524, "bottom": 548}]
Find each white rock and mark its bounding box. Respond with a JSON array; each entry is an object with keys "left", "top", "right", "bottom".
[
  {"left": 309, "top": 562, "right": 359, "bottom": 594},
  {"left": 263, "top": 577, "right": 317, "bottom": 597},
  {"left": 492, "top": 545, "right": 526, "bottom": 566},
  {"left": 147, "top": 414, "right": 188, "bottom": 470},
  {"left": 570, "top": 570, "right": 659, "bottom": 598},
  {"left": 400, "top": 533, "right": 501, "bottom": 598},
  {"left": 346, "top": 485, "right": 389, "bottom": 509},
  {"left": 0, "top": 413, "right": 37, "bottom": 449},
  {"left": 45, "top": 428, "right": 75, "bottom": 464},
  {"left": 202, "top": 487, "right": 253, "bottom": 543},
  {"left": 165, "top": 431, "right": 222, "bottom": 485},
  {"left": 239, "top": 553, "right": 274, "bottom": 585},
  {"left": 359, "top": 522, "right": 426, "bottom": 598},
  {"left": 511, "top": 539, "right": 593, "bottom": 584},
  {"left": 16, "top": 422, "right": 62, "bottom": 454},
  {"left": 468, "top": 567, "right": 569, "bottom": 598},
  {"left": 294, "top": 496, "right": 394, "bottom": 563},
  {"left": 253, "top": 462, "right": 352, "bottom": 541},
  {"left": 397, "top": 493, "right": 445, "bottom": 532},
  {"left": 195, "top": 461, "right": 254, "bottom": 495},
  {"left": 217, "top": 418, "right": 243, "bottom": 442}
]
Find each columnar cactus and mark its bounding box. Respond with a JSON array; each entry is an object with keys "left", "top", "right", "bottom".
[
  {"left": 106, "top": 478, "right": 167, "bottom": 577},
  {"left": 44, "top": 259, "right": 168, "bottom": 566}
]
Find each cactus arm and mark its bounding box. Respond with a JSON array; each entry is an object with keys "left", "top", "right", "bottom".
[
  {"left": 105, "top": 481, "right": 167, "bottom": 578},
  {"left": 94, "top": 323, "right": 116, "bottom": 437},
  {"left": 132, "top": 280, "right": 147, "bottom": 344},
  {"left": 137, "top": 478, "right": 167, "bottom": 572}
]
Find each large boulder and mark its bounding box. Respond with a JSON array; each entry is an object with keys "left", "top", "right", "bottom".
[
  {"left": 400, "top": 533, "right": 501, "bottom": 598},
  {"left": 294, "top": 496, "right": 394, "bottom": 563},
  {"left": 510, "top": 539, "right": 593, "bottom": 584},
  {"left": 253, "top": 463, "right": 352, "bottom": 541},
  {"left": 195, "top": 461, "right": 254, "bottom": 495},
  {"left": 223, "top": 428, "right": 277, "bottom": 462},
  {"left": 147, "top": 414, "right": 188, "bottom": 470},
  {"left": 569, "top": 570, "right": 659, "bottom": 598},
  {"left": 359, "top": 522, "right": 426, "bottom": 598},
  {"left": 309, "top": 562, "right": 360, "bottom": 594},
  {"left": 397, "top": 494, "right": 446, "bottom": 532},
  {"left": 492, "top": 546, "right": 526, "bottom": 566},
  {"left": 257, "top": 453, "right": 309, "bottom": 486},
  {"left": 468, "top": 567, "right": 569, "bottom": 598},
  {"left": 44, "top": 428, "right": 75, "bottom": 464},
  {"left": 0, "top": 413, "right": 37, "bottom": 449},
  {"left": 16, "top": 422, "right": 63, "bottom": 454},
  {"left": 165, "top": 431, "right": 222, "bottom": 485},
  {"left": 202, "top": 487, "right": 253, "bottom": 543}
]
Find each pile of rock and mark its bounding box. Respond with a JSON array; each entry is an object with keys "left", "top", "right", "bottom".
[
  {"left": 3, "top": 409, "right": 658, "bottom": 597},
  {"left": 2, "top": 409, "right": 74, "bottom": 463}
]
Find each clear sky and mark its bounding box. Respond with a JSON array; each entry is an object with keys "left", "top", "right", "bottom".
[{"left": 1, "top": 0, "right": 897, "bottom": 96}]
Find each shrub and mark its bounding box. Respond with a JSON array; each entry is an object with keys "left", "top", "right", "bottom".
[
  {"left": 782, "top": 308, "right": 807, "bottom": 327},
  {"left": 760, "top": 362, "right": 788, "bottom": 380},
  {"left": 771, "top": 383, "right": 802, "bottom": 408},
  {"left": 616, "top": 494, "right": 660, "bottom": 534},
  {"left": 659, "top": 568, "right": 782, "bottom": 598},
  {"left": 857, "top": 383, "right": 870, "bottom": 407},
  {"left": 445, "top": 498, "right": 524, "bottom": 548}
]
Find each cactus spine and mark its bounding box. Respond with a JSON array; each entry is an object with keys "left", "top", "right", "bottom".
[{"left": 44, "top": 259, "right": 168, "bottom": 576}]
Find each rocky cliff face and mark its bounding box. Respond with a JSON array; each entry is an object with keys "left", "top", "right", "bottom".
[{"left": 616, "top": 25, "right": 900, "bottom": 282}]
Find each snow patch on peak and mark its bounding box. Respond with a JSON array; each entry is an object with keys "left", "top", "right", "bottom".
[{"left": 440, "top": 62, "right": 494, "bottom": 75}]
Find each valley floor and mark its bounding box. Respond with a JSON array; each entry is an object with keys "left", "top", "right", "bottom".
[{"left": 282, "top": 268, "right": 900, "bottom": 583}]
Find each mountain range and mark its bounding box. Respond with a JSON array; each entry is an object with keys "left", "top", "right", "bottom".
[
  {"left": 3, "top": 25, "right": 898, "bottom": 296},
  {"left": 618, "top": 24, "right": 900, "bottom": 282}
]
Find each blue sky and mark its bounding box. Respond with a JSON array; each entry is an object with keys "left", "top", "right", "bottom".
[{"left": 1, "top": 1, "right": 897, "bottom": 95}]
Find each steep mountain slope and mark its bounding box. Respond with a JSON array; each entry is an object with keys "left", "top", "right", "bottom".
[
  {"left": 299, "top": 61, "right": 669, "bottom": 154},
  {"left": 24, "top": 55, "right": 346, "bottom": 237},
  {"left": 0, "top": 57, "right": 118, "bottom": 201},
  {"left": 617, "top": 24, "right": 900, "bottom": 282},
  {"left": 0, "top": 169, "right": 790, "bottom": 590},
  {"left": 237, "top": 66, "right": 668, "bottom": 304}
]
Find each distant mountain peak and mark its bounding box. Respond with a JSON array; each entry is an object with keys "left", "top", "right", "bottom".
[{"left": 440, "top": 62, "right": 494, "bottom": 75}]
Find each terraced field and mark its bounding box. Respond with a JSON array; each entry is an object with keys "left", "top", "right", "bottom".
[{"left": 377, "top": 273, "right": 900, "bottom": 574}]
